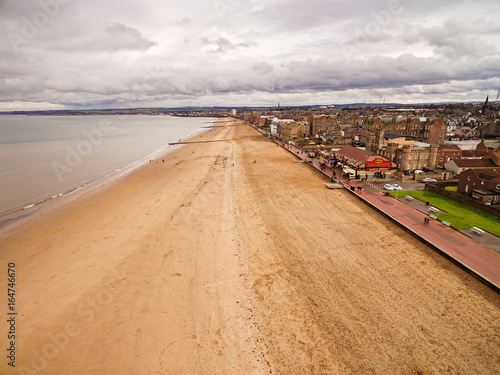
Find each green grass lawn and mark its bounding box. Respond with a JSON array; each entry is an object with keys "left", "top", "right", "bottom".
[
  {"left": 445, "top": 186, "right": 457, "bottom": 191},
  {"left": 390, "top": 190, "right": 500, "bottom": 237}
]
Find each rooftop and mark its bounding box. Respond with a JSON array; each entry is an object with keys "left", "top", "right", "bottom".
[
  {"left": 473, "top": 189, "right": 500, "bottom": 195},
  {"left": 384, "top": 133, "right": 415, "bottom": 139},
  {"left": 335, "top": 145, "right": 374, "bottom": 161},
  {"left": 451, "top": 159, "right": 497, "bottom": 168}
]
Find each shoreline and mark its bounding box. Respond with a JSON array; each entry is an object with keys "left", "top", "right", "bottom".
[
  {"left": 0, "top": 119, "right": 216, "bottom": 239},
  {"left": 1, "top": 117, "right": 499, "bottom": 374}
]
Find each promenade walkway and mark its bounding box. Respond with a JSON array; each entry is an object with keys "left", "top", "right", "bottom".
[{"left": 248, "top": 123, "right": 500, "bottom": 291}]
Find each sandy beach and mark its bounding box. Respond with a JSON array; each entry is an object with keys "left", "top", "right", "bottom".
[{"left": 1, "top": 118, "right": 500, "bottom": 374}]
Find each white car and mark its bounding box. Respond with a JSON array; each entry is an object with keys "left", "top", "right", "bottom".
[
  {"left": 392, "top": 184, "right": 403, "bottom": 190},
  {"left": 421, "top": 178, "right": 437, "bottom": 183},
  {"left": 383, "top": 184, "right": 394, "bottom": 191}
]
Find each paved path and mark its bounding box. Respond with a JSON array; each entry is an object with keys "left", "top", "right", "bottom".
[{"left": 248, "top": 123, "right": 500, "bottom": 291}]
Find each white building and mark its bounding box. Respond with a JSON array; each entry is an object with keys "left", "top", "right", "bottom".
[{"left": 270, "top": 117, "right": 280, "bottom": 135}]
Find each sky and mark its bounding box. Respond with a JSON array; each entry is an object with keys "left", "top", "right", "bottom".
[{"left": 0, "top": 0, "right": 499, "bottom": 110}]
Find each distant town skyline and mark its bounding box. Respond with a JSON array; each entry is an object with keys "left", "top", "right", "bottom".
[{"left": 1, "top": 0, "right": 499, "bottom": 111}]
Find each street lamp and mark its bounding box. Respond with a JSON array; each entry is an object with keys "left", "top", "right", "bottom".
[{"left": 393, "top": 181, "right": 400, "bottom": 217}]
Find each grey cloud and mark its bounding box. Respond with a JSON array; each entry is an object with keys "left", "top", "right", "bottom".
[
  {"left": 199, "top": 37, "right": 257, "bottom": 53},
  {"left": 0, "top": 0, "right": 499, "bottom": 109},
  {"left": 403, "top": 18, "right": 500, "bottom": 58},
  {"left": 252, "top": 62, "right": 274, "bottom": 75},
  {"left": 46, "top": 23, "right": 157, "bottom": 52}
]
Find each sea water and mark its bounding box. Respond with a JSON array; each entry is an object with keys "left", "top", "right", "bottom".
[{"left": 0, "top": 114, "right": 215, "bottom": 223}]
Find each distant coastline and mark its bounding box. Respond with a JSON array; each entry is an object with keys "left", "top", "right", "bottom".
[{"left": 0, "top": 110, "right": 225, "bottom": 117}]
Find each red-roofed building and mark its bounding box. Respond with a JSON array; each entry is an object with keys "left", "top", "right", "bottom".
[
  {"left": 461, "top": 150, "right": 489, "bottom": 159},
  {"left": 458, "top": 168, "right": 500, "bottom": 204},
  {"left": 334, "top": 145, "right": 396, "bottom": 178},
  {"left": 485, "top": 150, "right": 500, "bottom": 165},
  {"left": 436, "top": 145, "right": 462, "bottom": 166},
  {"left": 445, "top": 158, "right": 498, "bottom": 175}
]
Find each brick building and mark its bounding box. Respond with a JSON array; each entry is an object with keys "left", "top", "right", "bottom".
[
  {"left": 395, "top": 145, "right": 438, "bottom": 172},
  {"left": 362, "top": 116, "right": 446, "bottom": 152},
  {"left": 310, "top": 115, "right": 338, "bottom": 136},
  {"left": 457, "top": 168, "right": 500, "bottom": 204},
  {"left": 277, "top": 120, "right": 310, "bottom": 140},
  {"left": 436, "top": 145, "right": 462, "bottom": 166},
  {"left": 334, "top": 145, "right": 396, "bottom": 178},
  {"left": 445, "top": 158, "right": 498, "bottom": 175}
]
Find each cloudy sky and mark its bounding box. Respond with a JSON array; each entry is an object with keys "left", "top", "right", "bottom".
[{"left": 1, "top": 0, "right": 499, "bottom": 110}]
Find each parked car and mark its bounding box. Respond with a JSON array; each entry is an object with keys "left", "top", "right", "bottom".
[
  {"left": 383, "top": 184, "right": 394, "bottom": 191},
  {"left": 421, "top": 178, "right": 437, "bottom": 183},
  {"left": 392, "top": 184, "right": 403, "bottom": 190},
  {"left": 414, "top": 170, "right": 424, "bottom": 174}
]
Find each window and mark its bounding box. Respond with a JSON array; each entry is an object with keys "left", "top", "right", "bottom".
[
  {"left": 481, "top": 180, "right": 484, "bottom": 185},
  {"left": 467, "top": 176, "right": 471, "bottom": 181}
]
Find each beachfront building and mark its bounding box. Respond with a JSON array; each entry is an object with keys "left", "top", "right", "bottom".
[
  {"left": 297, "top": 120, "right": 310, "bottom": 138},
  {"left": 277, "top": 119, "right": 294, "bottom": 139},
  {"left": 395, "top": 144, "right": 438, "bottom": 172},
  {"left": 310, "top": 115, "right": 338, "bottom": 136},
  {"left": 334, "top": 145, "right": 396, "bottom": 179},
  {"left": 277, "top": 119, "right": 309, "bottom": 140},
  {"left": 270, "top": 118, "right": 279, "bottom": 136},
  {"left": 362, "top": 116, "right": 447, "bottom": 152},
  {"left": 376, "top": 133, "right": 439, "bottom": 172}
]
